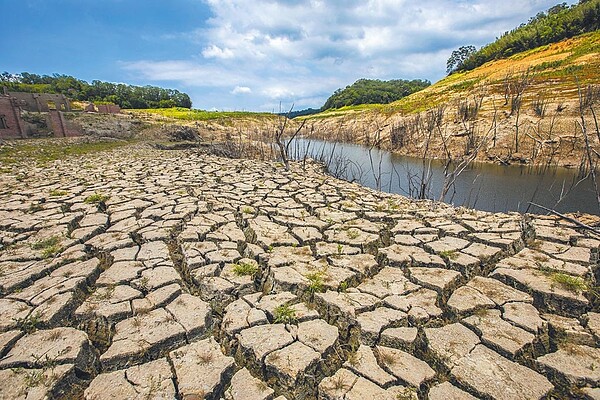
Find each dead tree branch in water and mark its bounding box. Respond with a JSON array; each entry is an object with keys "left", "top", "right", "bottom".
[
  {"left": 576, "top": 78, "right": 600, "bottom": 212},
  {"left": 275, "top": 104, "right": 305, "bottom": 170},
  {"left": 438, "top": 87, "right": 490, "bottom": 203},
  {"left": 528, "top": 202, "right": 600, "bottom": 235},
  {"left": 508, "top": 69, "right": 530, "bottom": 154}
]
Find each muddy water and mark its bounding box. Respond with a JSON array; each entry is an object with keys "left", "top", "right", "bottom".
[{"left": 288, "top": 138, "right": 598, "bottom": 214}]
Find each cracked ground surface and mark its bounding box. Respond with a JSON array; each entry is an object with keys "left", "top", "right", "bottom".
[{"left": 0, "top": 143, "right": 599, "bottom": 400}]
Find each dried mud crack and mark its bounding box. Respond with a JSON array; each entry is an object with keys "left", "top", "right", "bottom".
[{"left": 0, "top": 143, "right": 599, "bottom": 400}]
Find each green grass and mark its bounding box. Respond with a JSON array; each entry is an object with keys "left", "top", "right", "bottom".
[
  {"left": 299, "top": 104, "right": 384, "bottom": 120},
  {"left": 439, "top": 250, "right": 459, "bottom": 260},
  {"left": 0, "top": 139, "right": 131, "bottom": 165},
  {"left": 84, "top": 193, "right": 110, "bottom": 204},
  {"left": 31, "top": 236, "right": 61, "bottom": 250},
  {"left": 346, "top": 229, "right": 360, "bottom": 240},
  {"left": 449, "top": 78, "right": 481, "bottom": 91},
  {"left": 549, "top": 272, "right": 589, "bottom": 294},
  {"left": 129, "top": 107, "right": 277, "bottom": 122},
  {"left": 31, "top": 236, "right": 63, "bottom": 259},
  {"left": 232, "top": 262, "right": 258, "bottom": 277},
  {"left": 49, "top": 189, "right": 68, "bottom": 197}
]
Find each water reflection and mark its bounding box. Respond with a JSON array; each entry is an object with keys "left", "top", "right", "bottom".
[{"left": 288, "top": 138, "right": 598, "bottom": 215}]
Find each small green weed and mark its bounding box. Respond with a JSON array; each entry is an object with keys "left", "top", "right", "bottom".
[
  {"left": 14, "top": 312, "right": 42, "bottom": 333},
  {"left": 378, "top": 348, "right": 397, "bottom": 366},
  {"left": 90, "top": 285, "right": 116, "bottom": 302},
  {"left": 306, "top": 271, "right": 326, "bottom": 293},
  {"left": 387, "top": 199, "right": 400, "bottom": 210},
  {"left": 438, "top": 250, "right": 459, "bottom": 260},
  {"left": 138, "top": 276, "right": 150, "bottom": 292},
  {"left": 339, "top": 281, "right": 349, "bottom": 292},
  {"left": 31, "top": 236, "right": 62, "bottom": 259},
  {"left": 346, "top": 229, "right": 360, "bottom": 240},
  {"left": 23, "top": 369, "right": 48, "bottom": 388},
  {"left": 395, "top": 387, "right": 417, "bottom": 400},
  {"left": 273, "top": 304, "right": 297, "bottom": 324},
  {"left": 331, "top": 375, "right": 350, "bottom": 391},
  {"left": 49, "top": 189, "right": 68, "bottom": 197},
  {"left": 41, "top": 245, "right": 62, "bottom": 259}
]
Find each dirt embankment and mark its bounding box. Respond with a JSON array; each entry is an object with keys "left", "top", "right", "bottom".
[
  {"left": 299, "top": 33, "right": 600, "bottom": 169},
  {"left": 301, "top": 89, "right": 599, "bottom": 169}
]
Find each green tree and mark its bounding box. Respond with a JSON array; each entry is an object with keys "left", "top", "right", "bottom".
[
  {"left": 322, "top": 78, "right": 430, "bottom": 110},
  {"left": 447, "top": 45, "right": 477, "bottom": 74},
  {"left": 456, "top": 0, "right": 600, "bottom": 72},
  {"left": 0, "top": 72, "right": 193, "bottom": 109}
]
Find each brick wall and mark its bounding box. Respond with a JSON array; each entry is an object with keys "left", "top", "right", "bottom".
[
  {"left": 96, "top": 104, "right": 121, "bottom": 114},
  {"left": 0, "top": 96, "right": 24, "bottom": 139},
  {"left": 48, "top": 110, "right": 66, "bottom": 137}
]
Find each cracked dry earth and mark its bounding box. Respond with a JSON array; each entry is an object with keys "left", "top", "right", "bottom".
[{"left": 0, "top": 145, "right": 599, "bottom": 400}]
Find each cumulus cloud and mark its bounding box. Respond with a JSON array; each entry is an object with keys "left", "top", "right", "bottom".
[
  {"left": 202, "top": 45, "right": 234, "bottom": 59},
  {"left": 124, "top": 0, "right": 576, "bottom": 110},
  {"left": 231, "top": 86, "right": 252, "bottom": 94}
]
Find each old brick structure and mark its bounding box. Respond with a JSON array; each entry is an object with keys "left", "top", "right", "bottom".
[
  {"left": 95, "top": 104, "right": 121, "bottom": 114},
  {"left": 0, "top": 96, "right": 26, "bottom": 138},
  {"left": 8, "top": 92, "right": 71, "bottom": 112},
  {"left": 0, "top": 91, "right": 80, "bottom": 139},
  {"left": 86, "top": 103, "right": 121, "bottom": 114}
]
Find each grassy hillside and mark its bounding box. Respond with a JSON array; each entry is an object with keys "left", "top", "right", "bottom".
[
  {"left": 128, "top": 107, "right": 276, "bottom": 122},
  {"left": 300, "top": 30, "right": 600, "bottom": 168},
  {"left": 307, "top": 30, "right": 600, "bottom": 119}
]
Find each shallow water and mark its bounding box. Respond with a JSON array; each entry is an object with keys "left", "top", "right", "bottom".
[{"left": 288, "top": 138, "right": 599, "bottom": 215}]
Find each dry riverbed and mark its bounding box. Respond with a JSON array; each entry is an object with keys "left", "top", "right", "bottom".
[{"left": 0, "top": 142, "right": 598, "bottom": 399}]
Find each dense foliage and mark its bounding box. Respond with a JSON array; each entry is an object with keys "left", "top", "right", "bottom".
[
  {"left": 0, "top": 72, "right": 192, "bottom": 109},
  {"left": 450, "top": 0, "right": 600, "bottom": 74},
  {"left": 322, "top": 78, "right": 431, "bottom": 110},
  {"left": 446, "top": 45, "right": 477, "bottom": 74}
]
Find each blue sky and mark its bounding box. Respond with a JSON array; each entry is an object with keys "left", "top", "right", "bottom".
[{"left": 3, "top": 0, "right": 576, "bottom": 111}]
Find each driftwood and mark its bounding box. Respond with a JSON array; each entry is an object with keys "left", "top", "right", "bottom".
[{"left": 528, "top": 202, "right": 600, "bottom": 235}]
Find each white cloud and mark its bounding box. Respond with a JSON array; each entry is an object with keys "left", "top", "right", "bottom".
[
  {"left": 231, "top": 86, "right": 252, "bottom": 94},
  {"left": 123, "top": 0, "right": 577, "bottom": 110},
  {"left": 201, "top": 44, "right": 234, "bottom": 59}
]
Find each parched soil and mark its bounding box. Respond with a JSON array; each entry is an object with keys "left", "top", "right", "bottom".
[{"left": 0, "top": 142, "right": 599, "bottom": 399}]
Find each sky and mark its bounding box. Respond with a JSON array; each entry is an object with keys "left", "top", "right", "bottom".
[{"left": 3, "top": 0, "right": 577, "bottom": 111}]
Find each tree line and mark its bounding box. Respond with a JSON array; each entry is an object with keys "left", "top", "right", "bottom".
[
  {"left": 321, "top": 78, "right": 431, "bottom": 110},
  {"left": 448, "top": 0, "right": 600, "bottom": 74},
  {"left": 0, "top": 72, "right": 192, "bottom": 109}
]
